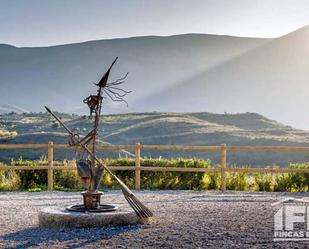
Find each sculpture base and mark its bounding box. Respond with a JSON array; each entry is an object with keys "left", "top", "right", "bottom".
[
  {"left": 66, "top": 204, "right": 118, "bottom": 213},
  {"left": 81, "top": 191, "right": 103, "bottom": 209},
  {"left": 39, "top": 207, "right": 151, "bottom": 228}
]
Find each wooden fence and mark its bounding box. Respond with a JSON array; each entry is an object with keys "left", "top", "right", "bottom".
[{"left": 0, "top": 142, "right": 309, "bottom": 191}]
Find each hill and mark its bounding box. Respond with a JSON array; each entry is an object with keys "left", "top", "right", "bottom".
[
  {"left": 144, "top": 26, "right": 309, "bottom": 129},
  {"left": 1, "top": 28, "right": 309, "bottom": 129},
  {"left": 0, "top": 33, "right": 267, "bottom": 114},
  {"left": 1, "top": 112, "right": 309, "bottom": 166}
]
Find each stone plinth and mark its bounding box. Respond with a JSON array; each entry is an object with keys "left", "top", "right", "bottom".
[{"left": 39, "top": 207, "right": 149, "bottom": 228}]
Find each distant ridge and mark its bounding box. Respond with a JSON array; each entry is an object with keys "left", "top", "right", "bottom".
[
  {"left": 0, "top": 33, "right": 268, "bottom": 114},
  {"left": 1, "top": 27, "right": 309, "bottom": 128},
  {"left": 0, "top": 104, "right": 28, "bottom": 114},
  {"left": 1, "top": 111, "right": 309, "bottom": 165}
]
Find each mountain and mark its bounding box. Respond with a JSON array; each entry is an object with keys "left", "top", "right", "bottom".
[
  {"left": 1, "top": 112, "right": 309, "bottom": 166},
  {"left": 0, "top": 104, "right": 28, "bottom": 114},
  {"left": 1, "top": 27, "right": 309, "bottom": 129},
  {"left": 0, "top": 33, "right": 267, "bottom": 114},
  {"left": 144, "top": 26, "right": 309, "bottom": 129}
]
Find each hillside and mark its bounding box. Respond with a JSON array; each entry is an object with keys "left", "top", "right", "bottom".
[
  {"left": 145, "top": 26, "right": 309, "bottom": 129},
  {"left": 0, "top": 33, "right": 267, "bottom": 113},
  {"left": 1, "top": 112, "right": 309, "bottom": 166},
  {"left": 2, "top": 27, "right": 309, "bottom": 129}
]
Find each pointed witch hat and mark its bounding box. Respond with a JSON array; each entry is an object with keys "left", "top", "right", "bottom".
[{"left": 96, "top": 57, "right": 118, "bottom": 87}]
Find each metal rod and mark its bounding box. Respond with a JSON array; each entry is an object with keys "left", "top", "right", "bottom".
[{"left": 45, "top": 107, "right": 153, "bottom": 218}]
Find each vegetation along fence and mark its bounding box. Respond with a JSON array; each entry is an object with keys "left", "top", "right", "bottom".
[{"left": 0, "top": 142, "right": 309, "bottom": 191}]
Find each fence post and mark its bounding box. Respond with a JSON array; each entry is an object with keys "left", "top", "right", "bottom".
[
  {"left": 220, "top": 144, "right": 227, "bottom": 192},
  {"left": 135, "top": 142, "right": 141, "bottom": 190},
  {"left": 47, "top": 141, "right": 54, "bottom": 191}
]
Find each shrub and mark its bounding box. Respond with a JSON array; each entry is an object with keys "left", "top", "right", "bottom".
[
  {"left": 226, "top": 167, "right": 249, "bottom": 191},
  {"left": 200, "top": 172, "right": 220, "bottom": 190},
  {"left": 51, "top": 122, "right": 59, "bottom": 129},
  {"left": 54, "top": 170, "right": 83, "bottom": 190},
  {"left": 253, "top": 172, "right": 274, "bottom": 191},
  {"left": 0, "top": 158, "right": 307, "bottom": 192},
  {"left": 28, "top": 187, "right": 42, "bottom": 192},
  {"left": 100, "top": 158, "right": 212, "bottom": 190},
  {"left": 139, "top": 158, "right": 211, "bottom": 190},
  {"left": 102, "top": 158, "right": 135, "bottom": 189},
  {"left": 0, "top": 170, "right": 21, "bottom": 191},
  {"left": 273, "top": 164, "right": 309, "bottom": 192},
  {"left": 288, "top": 164, "right": 309, "bottom": 192},
  {"left": 12, "top": 158, "right": 47, "bottom": 190},
  {"left": 274, "top": 173, "right": 292, "bottom": 192}
]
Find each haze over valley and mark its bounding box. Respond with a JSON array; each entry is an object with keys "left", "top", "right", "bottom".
[{"left": 1, "top": 26, "right": 309, "bottom": 129}]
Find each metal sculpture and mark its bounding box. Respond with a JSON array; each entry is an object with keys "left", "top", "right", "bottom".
[{"left": 45, "top": 58, "right": 153, "bottom": 219}]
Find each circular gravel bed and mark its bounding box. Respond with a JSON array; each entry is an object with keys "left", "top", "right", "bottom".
[{"left": 0, "top": 191, "right": 308, "bottom": 248}]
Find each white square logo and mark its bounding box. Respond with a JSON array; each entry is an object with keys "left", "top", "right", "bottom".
[{"left": 273, "top": 198, "right": 309, "bottom": 241}]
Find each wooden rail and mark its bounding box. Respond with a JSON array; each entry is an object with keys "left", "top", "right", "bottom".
[{"left": 0, "top": 143, "right": 309, "bottom": 191}]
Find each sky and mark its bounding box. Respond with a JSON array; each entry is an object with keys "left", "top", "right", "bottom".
[{"left": 1, "top": 0, "right": 309, "bottom": 47}]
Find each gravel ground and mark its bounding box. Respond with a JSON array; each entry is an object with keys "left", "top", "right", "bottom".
[{"left": 0, "top": 191, "right": 308, "bottom": 249}]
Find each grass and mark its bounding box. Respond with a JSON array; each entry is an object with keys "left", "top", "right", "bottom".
[
  {"left": 0, "top": 158, "right": 307, "bottom": 192},
  {"left": 2, "top": 111, "right": 309, "bottom": 166}
]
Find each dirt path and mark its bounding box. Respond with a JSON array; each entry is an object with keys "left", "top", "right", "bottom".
[{"left": 0, "top": 191, "right": 308, "bottom": 248}]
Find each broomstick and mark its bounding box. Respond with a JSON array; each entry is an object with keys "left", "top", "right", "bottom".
[
  {"left": 45, "top": 106, "right": 153, "bottom": 219},
  {"left": 82, "top": 57, "right": 130, "bottom": 190}
]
